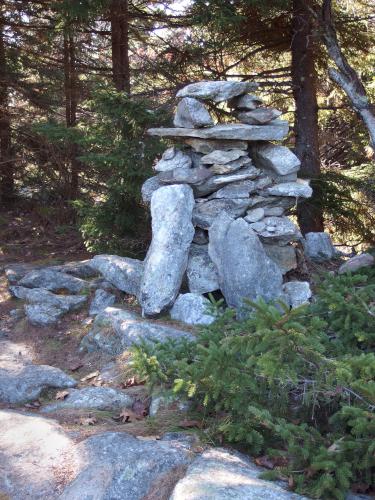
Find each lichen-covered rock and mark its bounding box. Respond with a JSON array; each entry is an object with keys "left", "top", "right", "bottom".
[
  {"left": 263, "top": 244, "right": 297, "bottom": 274},
  {"left": 304, "top": 232, "right": 337, "bottom": 261},
  {"left": 140, "top": 185, "right": 195, "bottom": 316},
  {"left": 208, "top": 213, "right": 283, "bottom": 310},
  {"left": 176, "top": 80, "right": 258, "bottom": 103},
  {"left": 0, "top": 340, "right": 77, "bottom": 404},
  {"left": 170, "top": 293, "right": 215, "bottom": 325},
  {"left": 90, "top": 254, "right": 143, "bottom": 295},
  {"left": 338, "top": 253, "right": 374, "bottom": 274},
  {"left": 201, "top": 149, "right": 248, "bottom": 165},
  {"left": 19, "top": 268, "right": 88, "bottom": 293},
  {"left": 41, "top": 387, "right": 134, "bottom": 413},
  {"left": 50, "top": 260, "right": 99, "bottom": 279},
  {"left": 154, "top": 146, "right": 192, "bottom": 172},
  {"left": 186, "top": 244, "right": 220, "bottom": 294},
  {"left": 80, "top": 307, "right": 194, "bottom": 355},
  {"left": 283, "top": 281, "right": 312, "bottom": 308},
  {"left": 89, "top": 288, "right": 116, "bottom": 315},
  {"left": 170, "top": 448, "right": 308, "bottom": 500},
  {"left": 174, "top": 97, "right": 213, "bottom": 128}
]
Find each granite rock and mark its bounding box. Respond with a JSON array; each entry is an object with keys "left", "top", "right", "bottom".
[
  {"left": 155, "top": 147, "right": 192, "bottom": 172},
  {"left": 338, "top": 253, "right": 374, "bottom": 274},
  {"left": 176, "top": 80, "right": 258, "bottom": 103},
  {"left": 304, "top": 232, "right": 337, "bottom": 261},
  {"left": 90, "top": 254, "right": 143, "bottom": 295},
  {"left": 174, "top": 97, "right": 213, "bottom": 128},
  {"left": 89, "top": 288, "right": 116, "bottom": 315},
  {"left": 170, "top": 293, "right": 215, "bottom": 325},
  {"left": 186, "top": 244, "right": 220, "bottom": 294},
  {"left": 250, "top": 142, "right": 300, "bottom": 175}
]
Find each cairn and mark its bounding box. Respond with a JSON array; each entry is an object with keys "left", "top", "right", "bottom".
[{"left": 139, "top": 81, "right": 312, "bottom": 319}]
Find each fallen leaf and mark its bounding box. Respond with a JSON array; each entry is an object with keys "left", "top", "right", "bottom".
[
  {"left": 178, "top": 419, "right": 202, "bottom": 429},
  {"left": 56, "top": 390, "right": 69, "bottom": 400},
  {"left": 78, "top": 416, "right": 97, "bottom": 426},
  {"left": 80, "top": 370, "right": 99, "bottom": 382}
]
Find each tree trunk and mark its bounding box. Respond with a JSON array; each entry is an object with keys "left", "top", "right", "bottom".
[
  {"left": 0, "top": 19, "right": 14, "bottom": 204},
  {"left": 110, "top": 0, "right": 130, "bottom": 93},
  {"left": 321, "top": 0, "right": 375, "bottom": 148},
  {"left": 63, "top": 30, "right": 80, "bottom": 199},
  {"left": 291, "top": 0, "right": 324, "bottom": 234}
]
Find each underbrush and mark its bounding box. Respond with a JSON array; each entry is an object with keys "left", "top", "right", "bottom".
[{"left": 131, "top": 268, "right": 375, "bottom": 499}]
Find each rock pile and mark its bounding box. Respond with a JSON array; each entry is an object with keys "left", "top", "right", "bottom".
[{"left": 140, "top": 80, "right": 312, "bottom": 318}]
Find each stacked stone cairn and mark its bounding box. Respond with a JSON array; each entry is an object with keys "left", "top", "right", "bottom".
[{"left": 140, "top": 81, "right": 312, "bottom": 322}]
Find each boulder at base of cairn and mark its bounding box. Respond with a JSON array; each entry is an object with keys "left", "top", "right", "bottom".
[{"left": 170, "top": 293, "right": 215, "bottom": 325}]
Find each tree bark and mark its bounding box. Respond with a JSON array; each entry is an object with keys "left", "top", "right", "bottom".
[
  {"left": 110, "top": 0, "right": 130, "bottom": 93},
  {"left": 321, "top": 0, "right": 375, "bottom": 148},
  {"left": 63, "top": 29, "right": 80, "bottom": 199},
  {"left": 0, "top": 17, "right": 14, "bottom": 204},
  {"left": 291, "top": 0, "right": 324, "bottom": 234}
]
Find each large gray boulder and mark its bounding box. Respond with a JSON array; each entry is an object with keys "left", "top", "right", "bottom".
[
  {"left": 208, "top": 179, "right": 257, "bottom": 199},
  {"left": 59, "top": 432, "right": 194, "bottom": 500},
  {"left": 80, "top": 307, "right": 194, "bottom": 355},
  {"left": 148, "top": 122, "right": 289, "bottom": 141},
  {"left": 208, "top": 214, "right": 283, "bottom": 309},
  {"left": 89, "top": 288, "right": 116, "bottom": 315},
  {"left": 186, "top": 244, "right": 220, "bottom": 294},
  {"left": 90, "top": 254, "right": 143, "bottom": 295},
  {"left": 0, "top": 410, "right": 83, "bottom": 499},
  {"left": 140, "top": 185, "right": 195, "bottom": 316},
  {"left": 176, "top": 80, "right": 258, "bottom": 103},
  {"left": 283, "top": 281, "right": 312, "bottom": 308},
  {"left": 41, "top": 387, "right": 134, "bottom": 413},
  {"left": 174, "top": 97, "right": 214, "bottom": 128},
  {"left": 0, "top": 340, "right": 76, "bottom": 404},
  {"left": 5, "top": 262, "right": 44, "bottom": 284},
  {"left": 158, "top": 165, "right": 212, "bottom": 186},
  {"left": 154, "top": 146, "right": 192, "bottom": 172},
  {"left": 304, "top": 232, "right": 337, "bottom": 261},
  {"left": 170, "top": 448, "right": 308, "bottom": 500},
  {"left": 250, "top": 142, "right": 301, "bottom": 176},
  {"left": 18, "top": 268, "right": 88, "bottom": 293},
  {"left": 338, "top": 253, "right": 374, "bottom": 274},
  {"left": 170, "top": 293, "right": 215, "bottom": 326}
]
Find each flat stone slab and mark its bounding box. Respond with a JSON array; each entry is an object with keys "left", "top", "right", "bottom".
[
  {"left": 194, "top": 166, "right": 260, "bottom": 197},
  {"left": 18, "top": 268, "right": 88, "bottom": 293},
  {"left": 41, "top": 387, "right": 134, "bottom": 413},
  {"left": 0, "top": 410, "right": 83, "bottom": 499},
  {"left": 266, "top": 181, "right": 312, "bottom": 198},
  {"left": 176, "top": 80, "right": 258, "bottom": 103},
  {"left": 170, "top": 448, "right": 308, "bottom": 499},
  {"left": 193, "top": 198, "right": 251, "bottom": 229},
  {"left": 148, "top": 122, "right": 289, "bottom": 141},
  {"left": 250, "top": 142, "right": 301, "bottom": 176},
  {"left": 185, "top": 138, "right": 248, "bottom": 154},
  {"left": 80, "top": 307, "right": 194, "bottom": 355},
  {"left": 90, "top": 254, "right": 143, "bottom": 295},
  {"left": 0, "top": 340, "right": 76, "bottom": 404}
]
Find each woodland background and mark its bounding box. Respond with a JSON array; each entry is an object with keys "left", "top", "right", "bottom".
[{"left": 0, "top": 0, "right": 374, "bottom": 257}]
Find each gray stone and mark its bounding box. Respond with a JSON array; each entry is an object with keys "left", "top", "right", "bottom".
[
  {"left": 174, "top": 97, "right": 213, "bottom": 128},
  {"left": 209, "top": 156, "right": 252, "bottom": 175},
  {"left": 186, "top": 244, "right": 220, "bottom": 294},
  {"left": 148, "top": 122, "right": 289, "bottom": 141},
  {"left": 263, "top": 244, "right": 297, "bottom": 274},
  {"left": 208, "top": 214, "right": 283, "bottom": 309},
  {"left": 184, "top": 138, "right": 248, "bottom": 154},
  {"left": 304, "top": 232, "right": 337, "bottom": 261},
  {"left": 24, "top": 304, "right": 62, "bottom": 326},
  {"left": 263, "top": 206, "right": 285, "bottom": 216},
  {"left": 208, "top": 179, "right": 256, "bottom": 199},
  {"left": 194, "top": 165, "right": 260, "bottom": 197},
  {"left": 338, "top": 253, "right": 374, "bottom": 274},
  {"left": 245, "top": 207, "right": 265, "bottom": 223},
  {"left": 80, "top": 307, "right": 194, "bottom": 355},
  {"left": 192, "top": 227, "right": 209, "bottom": 245},
  {"left": 155, "top": 147, "right": 192, "bottom": 172},
  {"left": 140, "top": 185, "right": 195, "bottom": 316},
  {"left": 250, "top": 142, "right": 300, "bottom": 175},
  {"left": 158, "top": 166, "right": 212, "bottom": 186},
  {"left": 90, "top": 254, "right": 143, "bottom": 295},
  {"left": 228, "top": 93, "right": 263, "bottom": 110},
  {"left": 50, "top": 260, "right": 99, "bottom": 279},
  {"left": 193, "top": 198, "right": 251, "bottom": 229},
  {"left": 41, "top": 387, "right": 134, "bottom": 413},
  {"left": 267, "top": 180, "right": 312, "bottom": 198},
  {"left": 176, "top": 80, "right": 258, "bottom": 103},
  {"left": 237, "top": 107, "right": 282, "bottom": 124},
  {"left": 149, "top": 393, "right": 190, "bottom": 417},
  {"left": 89, "top": 288, "right": 116, "bottom": 315},
  {"left": 59, "top": 432, "right": 193, "bottom": 500},
  {"left": 141, "top": 175, "right": 162, "bottom": 203},
  {"left": 283, "top": 281, "right": 312, "bottom": 308},
  {"left": 19, "top": 268, "right": 88, "bottom": 293},
  {"left": 5, "top": 262, "right": 44, "bottom": 284},
  {"left": 186, "top": 149, "right": 204, "bottom": 168},
  {"left": 201, "top": 149, "right": 248, "bottom": 165},
  {"left": 252, "top": 216, "right": 301, "bottom": 245},
  {"left": 25, "top": 287, "right": 87, "bottom": 312},
  {"left": 0, "top": 410, "right": 83, "bottom": 499},
  {"left": 171, "top": 293, "right": 215, "bottom": 325},
  {"left": 170, "top": 448, "right": 307, "bottom": 500},
  {"left": 9, "top": 285, "right": 29, "bottom": 299},
  {"left": 0, "top": 340, "right": 77, "bottom": 404}
]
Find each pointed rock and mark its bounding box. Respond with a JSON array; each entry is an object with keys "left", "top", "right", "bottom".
[
  {"left": 250, "top": 142, "right": 300, "bottom": 175},
  {"left": 174, "top": 97, "right": 213, "bottom": 128}
]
